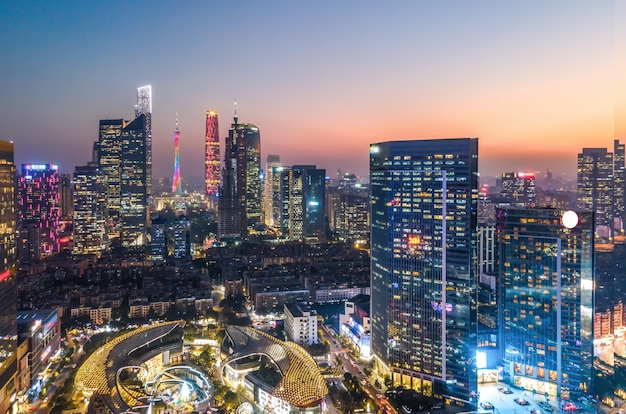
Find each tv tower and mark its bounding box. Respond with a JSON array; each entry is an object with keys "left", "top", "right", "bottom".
[{"left": 172, "top": 114, "right": 182, "bottom": 195}]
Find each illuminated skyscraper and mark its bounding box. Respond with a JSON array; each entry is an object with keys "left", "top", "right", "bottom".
[
  {"left": 18, "top": 164, "right": 60, "bottom": 263},
  {"left": 577, "top": 148, "right": 614, "bottom": 239},
  {"left": 218, "top": 109, "right": 262, "bottom": 239},
  {"left": 497, "top": 207, "right": 594, "bottom": 399},
  {"left": 264, "top": 154, "right": 281, "bottom": 228},
  {"left": 614, "top": 139, "right": 625, "bottom": 231},
  {"left": 172, "top": 116, "right": 182, "bottom": 195},
  {"left": 120, "top": 114, "right": 149, "bottom": 246},
  {"left": 99, "top": 119, "right": 128, "bottom": 240},
  {"left": 500, "top": 172, "right": 536, "bottom": 206},
  {"left": 205, "top": 110, "right": 220, "bottom": 200},
  {"left": 72, "top": 165, "right": 107, "bottom": 255},
  {"left": 0, "top": 141, "right": 17, "bottom": 414},
  {"left": 370, "top": 138, "right": 479, "bottom": 408},
  {"left": 135, "top": 85, "right": 152, "bottom": 197}
]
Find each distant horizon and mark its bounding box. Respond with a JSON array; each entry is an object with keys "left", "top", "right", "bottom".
[{"left": 2, "top": 1, "right": 625, "bottom": 183}]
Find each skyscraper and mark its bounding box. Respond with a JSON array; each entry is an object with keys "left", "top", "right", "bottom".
[
  {"left": 577, "top": 148, "right": 613, "bottom": 239},
  {"left": 497, "top": 207, "right": 594, "bottom": 399},
  {"left": 135, "top": 85, "right": 152, "bottom": 197},
  {"left": 172, "top": 116, "right": 182, "bottom": 195},
  {"left": 120, "top": 114, "right": 149, "bottom": 246},
  {"left": 0, "top": 141, "right": 17, "bottom": 414},
  {"left": 614, "top": 140, "right": 625, "bottom": 232},
  {"left": 500, "top": 172, "right": 536, "bottom": 206},
  {"left": 264, "top": 154, "right": 281, "bottom": 229},
  {"left": 99, "top": 119, "right": 128, "bottom": 240},
  {"left": 18, "top": 164, "right": 60, "bottom": 263},
  {"left": 72, "top": 165, "right": 107, "bottom": 255},
  {"left": 218, "top": 110, "right": 262, "bottom": 239},
  {"left": 279, "top": 165, "right": 326, "bottom": 242},
  {"left": 205, "top": 110, "right": 220, "bottom": 201},
  {"left": 370, "top": 138, "right": 479, "bottom": 408}
]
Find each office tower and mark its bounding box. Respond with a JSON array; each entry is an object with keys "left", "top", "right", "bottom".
[
  {"left": 370, "top": 138, "right": 479, "bottom": 407},
  {"left": 264, "top": 154, "right": 281, "bottom": 228},
  {"left": 0, "top": 141, "right": 17, "bottom": 414},
  {"left": 135, "top": 85, "right": 152, "bottom": 197},
  {"left": 151, "top": 216, "right": 168, "bottom": 263},
  {"left": 59, "top": 173, "right": 73, "bottom": 219},
  {"left": 172, "top": 215, "right": 190, "bottom": 259},
  {"left": 99, "top": 119, "right": 128, "bottom": 240},
  {"left": 17, "top": 164, "right": 60, "bottom": 263},
  {"left": 120, "top": 114, "right": 148, "bottom": 246},
  {"left": 497, "top": 207, "right": 594, "bottom": 399},
  {"left": 72, "top": 165, "right": 107, "bottom": 255},
  {"left": 577, "top": 148, "right": 613, "bottom": 239},
  {"left": 279, "top": 165, "right": 326, "bottom": 242},
  {"left": 337, "top": 193, "right": 369, "bottom": 244},
  {"left": 500, "top": 172, "right": 536, "bottom": 206},
  {"left": 205, "top": 110, "right": 220, "bottom": 200},
  {"left": 218, "top": 110, "right": 262, "bottom": 239},
  {"left": 614, "top": 140, "right": 625, "bottom": 232},
  {"left": 172, "top": 116, "right": 182, "bottom": 195}
]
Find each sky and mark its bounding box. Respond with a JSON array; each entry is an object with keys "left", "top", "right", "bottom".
[{"left": 0, "top": 1, "right": 624, "bottom": 181}]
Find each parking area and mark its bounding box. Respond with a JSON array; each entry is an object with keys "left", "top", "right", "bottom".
[{"left": 478, "top": 383, "right": 557, "bottom": 414}]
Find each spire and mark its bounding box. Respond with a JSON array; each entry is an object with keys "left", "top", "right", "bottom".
[
  {"left": 175, "top": 112, "right": 179, "bottom": 131},
  {"left": 234, "top": 99, "right": 238, "bottom": 123}
]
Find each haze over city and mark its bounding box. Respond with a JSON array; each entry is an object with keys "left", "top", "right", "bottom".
[{"left": 1, "top": 1, "right": 626, "bottom": 179}]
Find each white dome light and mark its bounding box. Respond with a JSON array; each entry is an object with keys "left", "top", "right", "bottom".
[{"left": 562, "top": 210, "right": 579, "bottom": 229}]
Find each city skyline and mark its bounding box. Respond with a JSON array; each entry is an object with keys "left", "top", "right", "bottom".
[{"left": 1, "top": 1, "right": 626, "bottom": 180}]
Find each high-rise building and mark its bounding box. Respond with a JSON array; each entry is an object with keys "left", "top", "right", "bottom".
[
  {"left": 279, "top": 165, "right": 326, "bottom": 242},
  {"left": 72, "top": 165, "right": 107, "bottom": 255},
  {"left": 264, "top": 154, "right": 281, "bottom": 229},
  {"left": 337, "top": 193, "right": 369, "bottom": 244},
  {"left": 497, "top": 207, "right": 594, "bottom": 399},
  {"left": 0, "top": 141, "right": 17, "bottom": 414},
  {"left": 370, "top": 138, "right": 479, "bottom": 407},
  {"left": 18, "top": 164, "right": 60, "bottom": 263},
  {"left": 218, "top": 111, "right": 262, "bottom": 239},
  {"left": 120, "top": 114, "right": 149, "bottom": 246},
  {"left": 135, "top": 85, "right": 152, "bottom": 197},
  {"left": 577, "top": 148, "right": 613, "bottom": 239},
  {"left": 150, "top": 216, "right": 168, "bottom": 263},
  {"left": 614, "top": 140, "right": 625, "bottom": 232},
  {"left": 172, "top": 116, "right": 182, "bottom": 195},
  {"left": 59, "top": 173, "right": 73, "bottom": 219},
  {"left": 500, "top": 172, "right": 536, "bottom": 206},
  {"left": 98, "top": 119, "right": 128, "bottom": 240},
  {"left": 172, "top": 215, "right": 190, "bottom": 259},
  {"left": 205, "top": 110, "right": 220, "bottom": 201}
]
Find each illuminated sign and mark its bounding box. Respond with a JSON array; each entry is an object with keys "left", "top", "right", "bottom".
[
  {"left": 407, "top": 234, "right": 421, "bottom": 247},
  {"left": 24, "top": 164, "right": 58, "bottom": 171}
]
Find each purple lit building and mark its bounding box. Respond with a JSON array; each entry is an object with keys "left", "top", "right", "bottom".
[{"left": 18, "top": 164, "right": 60, "bottom": 263}]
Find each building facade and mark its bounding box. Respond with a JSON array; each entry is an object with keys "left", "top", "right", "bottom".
[
  {"left": 0, "top": 140, "right": 17, "bottom": 414},
  {"left": 284, "top": 303, "right": 318, "bottom": 345},
  {"left": 135, "top": 85, "right": 152, "bottom": 198},
  {"left": 500, "top": 172, "right": 536, "bottom": 206},
  {"left": 172, "top": 117, "right": 182, "bottom": 195},
  {"left": 497, "top": 207, "right": 594, "bottom": 399},
  {"left": 370, "top": 138, "right": 479, "bottom": 408},
  {"left": 577, "top": 147, "right": 614, "bottom": 239},
  {"left": 264, "top": 154, "right": 281, "bottom": 229},
  {"left": 72, "top": 165, "right": 107, "bottom": 255},
  {"left": 18, "top": 164, "right": 60, "bottom": 263},
  {"left": 205, "top": 110, "right": 220, "bottom": 202}
]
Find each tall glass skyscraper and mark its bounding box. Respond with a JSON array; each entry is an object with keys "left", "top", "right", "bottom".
[
  {"left": 0, "top": 140, "right": 17, "bottom": 414},
  {"left": 577, "top": 148, "right": 613, "bottom": 238},
  {"left": 497, "top": 207, "right": 594, "bottom": 399},
  {"left": 370, "top": 138, "right": 479, "bottom": 408},
  {"left": 99, "top": 118, "right": 128, "bottom": 240},
  {"left": 72, "top": 165, "right": 107, "bottom": 255},
  {"left": 18, "top": 163, "right": 60, "bottom": 263},
  {"left": 135, "top": 85, "right": 152, "bottom": 197},
  {"left": 172, "top": 116, "right": 182, "bottom": 195},
  {"left": 205, "top": 110, "right": 220, "bottom": 201}
]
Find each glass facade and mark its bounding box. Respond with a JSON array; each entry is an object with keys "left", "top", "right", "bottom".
[
  {"left": 370, "top": 138, "right": 478, "bottom": 407},
  {"left": 577, "top": 148, "right": 613, "bottom": 238},
  {"left": 72, "top": 165, "right": 107, "bottom": 255},
  {"left": 497, "top": 208, "right": 594, "bottom": 399},
  {"left": 0, "top": 140, "right": 17, "bottom": 414},
  {"left": 205, "top": 110, "right": 220, "bottom": 199}
]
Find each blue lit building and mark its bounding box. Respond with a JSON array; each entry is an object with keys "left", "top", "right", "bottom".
[
  {"left": 497, "top": 207, "right": 594, "bottom": 399},
  {"left": 370, "top": 138, "right": 479, "bottom": 408}
]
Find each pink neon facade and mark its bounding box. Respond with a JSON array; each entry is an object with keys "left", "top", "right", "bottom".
[
  {"left": 172, "top": 118, "right": 182, "bottom": 194},
  {"left": 205, "top": 110, "right": 220, "bottom": 198}
]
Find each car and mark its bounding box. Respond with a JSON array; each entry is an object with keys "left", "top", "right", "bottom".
[
  {"left": 479, "top": 402, "right": 494, "bottom": 410},
  {"left": 514, "top": 398, "right": 529, "bottom": 406},
  {"left": 498, "top": 387, "right": 513, "bottom": 394},
  {"left": 530, "top": 410, "right": 543, "bottom": 414},
  {"left": 431, "top": 403, "right": 443, "bottom": 409}
]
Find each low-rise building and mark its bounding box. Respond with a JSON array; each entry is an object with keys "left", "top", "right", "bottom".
[
  {"left": 339, "top": 294, "right": 371, "bottom": 359},
  {"left": 284, "top": 303, "right": 318, "bottom": 345}
]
